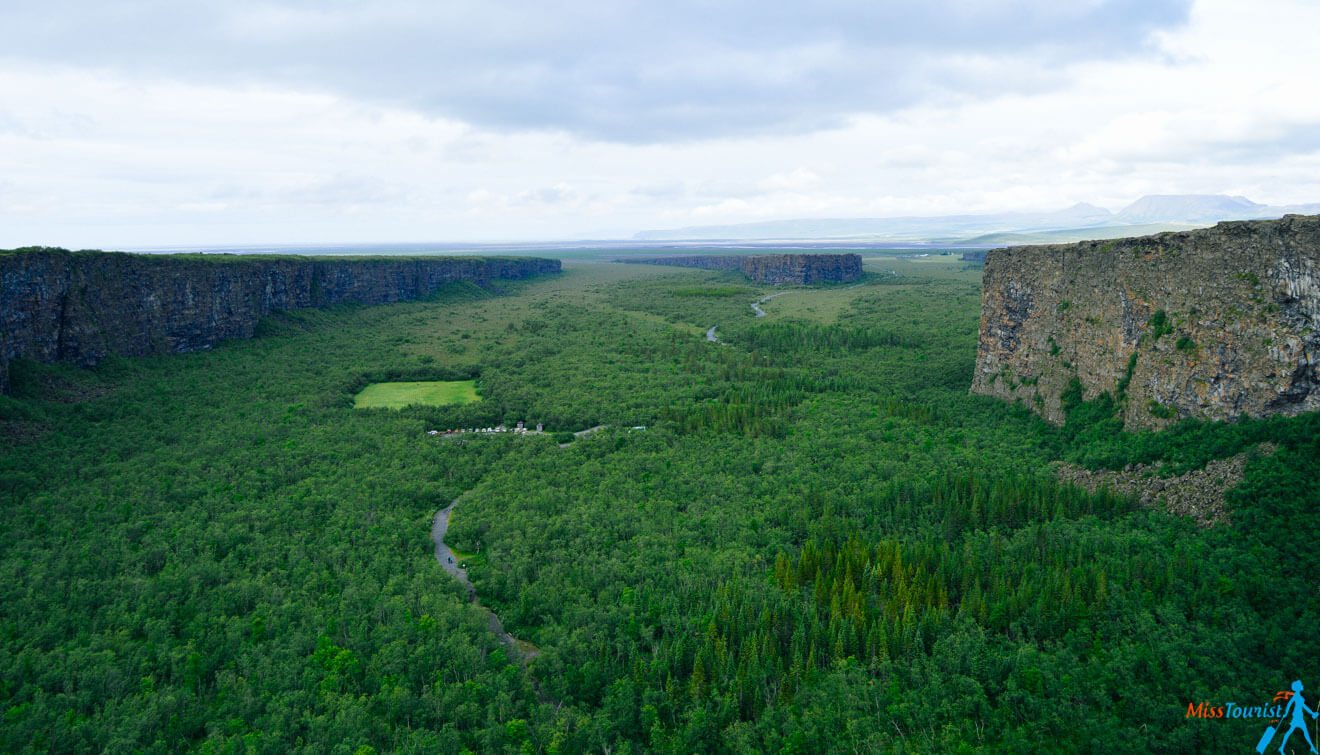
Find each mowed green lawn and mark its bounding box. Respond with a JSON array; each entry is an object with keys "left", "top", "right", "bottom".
[{"left": 353, "top": 380, "right": 481, "bottom": 409}]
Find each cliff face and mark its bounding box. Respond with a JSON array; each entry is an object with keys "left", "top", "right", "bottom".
[
  {"left": 620, "top": 253, "right": 862, "bottom": 284},
  {"left": 621, "top": 255, "right": 743, "bottom": 273},
  {"left": 970, "top": 215, "right": 1320, "bottom": 429},
  {"left": 0, "top": 250, "right": 560, "bottom": 393},
  {"left": 739, "top": 254, "right": 863, "bottom": 285}
]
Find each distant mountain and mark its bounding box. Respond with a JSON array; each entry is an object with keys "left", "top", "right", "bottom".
[
  {"left": 633, "top": 202, "right": 1115, "bottom": 242},
  {"left": 1114, "top": 194, "right": 1320, "bottom": 225},
  {"left": 952, "top": 222, "right": 1202, "bottom": 248},
  {"left": 634, "top": 195, "right": 1320, "bottom": 245},
  {"left": 1115, "top": 195, "right": 1264, "bottom": 224}
]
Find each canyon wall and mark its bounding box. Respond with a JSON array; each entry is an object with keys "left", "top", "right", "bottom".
[
  {"left": 620, "top": 253, "right": 863, "bottom": 285},
  {"left": 970, "top": 215, "right": 1320, "bottom": 429},
  {"left": 621, "top": 255, "right": 742, "bottom": 273},
  {"left": 0, "top": 249, "right": 560, "bottom": 393}
]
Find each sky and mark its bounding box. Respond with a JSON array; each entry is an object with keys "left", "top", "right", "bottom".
[{"left": 1, "top": 0, "right": 1318, "bottom": 248}]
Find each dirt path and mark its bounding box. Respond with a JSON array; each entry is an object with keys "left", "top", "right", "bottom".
[
  {"left": 432, "top": 494, "right": 540, "bottom": 663},
  {"left": 751, "top": 291, "right": 793, "bottom": 317},
  {"left": 558, "top": 424, "right": 608, "bottom": 447},
  {"left": 714, "top": 285, "right": 864, "bottom": 340},
  {"left": 708, "top": 289, "right": 799, "bottom": 343}
]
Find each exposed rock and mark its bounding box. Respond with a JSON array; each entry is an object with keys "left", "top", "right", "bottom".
[
  {"left": 619, "top": 253, "right": 862, "bottom": 285},
  {"left": 620, "top": 255, "right": 743, "bottom": 273},
  {"left": 1055, "top": 444, "right": 1275, "bottom": 526},
  {"left": 971, "top": 215, "right": 1320, "bottom": 428},
  {"left": 0, "top": 248, "right": 560, "bottom": 393},
  {"left": 0, "top": 421, "right": 48, "bottom": 446},
  {"left": 740, "top": 254, "right": 863, "bottom": 285}
]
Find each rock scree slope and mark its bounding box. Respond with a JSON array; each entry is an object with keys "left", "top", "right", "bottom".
[
  {"left": 0, "top": 248, "right": 560, "bottom": 393},
  {"left": 970, "top": 214, "right": 1320, "bottom": 429}
]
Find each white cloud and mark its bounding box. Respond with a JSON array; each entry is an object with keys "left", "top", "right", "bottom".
[
  {"left": 0, "top": 0, "right": 1317, "bottom": 246},
  {"left": 0, "top": 0, "right": 1192, "bottom": 142},
  {"left": 758, "top": 169, "right": 823, "bottom": 192}
]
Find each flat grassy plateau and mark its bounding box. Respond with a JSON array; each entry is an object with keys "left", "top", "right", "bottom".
[{"left": 353, "top": 380, "right": 480, "bottom": 409}]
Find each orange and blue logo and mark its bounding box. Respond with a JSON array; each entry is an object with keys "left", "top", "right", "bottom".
[{"left": 1185, "top": 679, "right": 1318, "bottom": 753}]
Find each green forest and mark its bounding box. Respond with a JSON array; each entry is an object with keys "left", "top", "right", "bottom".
[{"left": 2, "top": 255, "right": 1318, "bottom": 753}]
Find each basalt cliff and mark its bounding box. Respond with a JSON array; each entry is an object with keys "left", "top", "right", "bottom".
[
  {"left": 971, "top": 215, "right": 1320, "bottom": 429},
  {"left": 0, "top": 249, "right": 560, "bottom": 393},
  {"left": 620, "top": 253, "right": 862, "bottom": 285}
]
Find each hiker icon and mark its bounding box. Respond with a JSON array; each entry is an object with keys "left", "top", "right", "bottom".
[{"left": 1263, "top": 680, "right": 1319, "bottom": 754}]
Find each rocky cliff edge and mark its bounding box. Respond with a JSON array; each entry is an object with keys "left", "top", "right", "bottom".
[
  {"left": 0, "top": 249, "right": 560, "bottom": 393},
  {"left": 970, "top": 215, "right": 1320, "bottom": 429},
  {"left": 619, "top": 253, "right": 862, "bottom": 285}
]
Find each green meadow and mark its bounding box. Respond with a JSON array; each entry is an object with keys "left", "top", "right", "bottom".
[{"left": 353, "top": 380, "right": 481, "bottom": 409}]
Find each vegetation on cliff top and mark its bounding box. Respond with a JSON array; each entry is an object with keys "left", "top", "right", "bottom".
[{"left": 0, "top": 246, "right": 555, "bottom": 265}]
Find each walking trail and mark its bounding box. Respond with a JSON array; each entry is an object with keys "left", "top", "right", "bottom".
[
  {"left": 750, "top": 291, "right": 793, "bottom": 317},
  {"left": 708, "top": 282, "right": 868, "bottom": 340},
  {"left": 706, "top": 290, "right": 795, "bottom": 342},
  {"left": 432, "top": 495, "right": 564, "bottom": 707},
  {"left": 558, "top": 424, "right": 608, "bottom": 448},
  {"left": 431, "top": 494, "right": 540, "bottom": 663}
]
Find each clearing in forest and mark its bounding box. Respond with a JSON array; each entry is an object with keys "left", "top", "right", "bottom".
[{"left": 353, "top": 380, "right": 480, "bottom": 409}]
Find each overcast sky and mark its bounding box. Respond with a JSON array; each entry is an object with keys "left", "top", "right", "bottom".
[{"left": 2, "top": 0, "right": 1318, "bottom": 247}]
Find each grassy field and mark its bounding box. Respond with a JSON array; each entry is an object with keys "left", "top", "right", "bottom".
[{"left": 353, "top": 379, "right": 481, "bottom": 409}]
